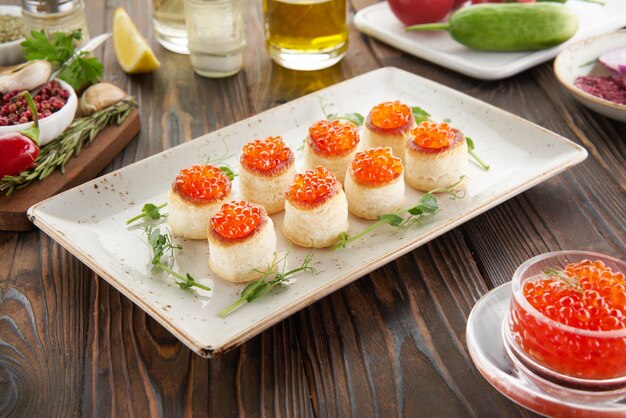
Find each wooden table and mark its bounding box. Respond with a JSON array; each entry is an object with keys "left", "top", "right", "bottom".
[{"left": 1, "top": 1, "right": 625, "bottom": 416}]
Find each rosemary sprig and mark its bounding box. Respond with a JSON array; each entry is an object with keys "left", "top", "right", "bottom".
[
  {"left": 543, "top": 267, "right": 585, "bottom": 296},
  {"left": 127, "top": 202, "right": 167, "bottom": 225},
  {"left": 333, "top": 177, "right": 465, "bottom": 249},
  {"left": 219, "top": 251, "right": 318, "bottom": 317},
  {"left": 0, "top": 100, "right": 137, "bottom": 195},
  {"left": 466, "top": 137, "right": 490, "bottom": 171},
  {"left": 143, "top": 224, "right": 210, "bottom": 292}
]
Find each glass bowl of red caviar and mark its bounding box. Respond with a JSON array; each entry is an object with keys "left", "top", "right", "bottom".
[{"left": 504, "top": 250, "right": 626, "bottom": 392}]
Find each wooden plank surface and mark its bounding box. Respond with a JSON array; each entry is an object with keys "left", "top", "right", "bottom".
[
  {"left": 0, "top": 0, "right": 625, "bottom": 417},
  {"left": 0, "top": 110, "right": 140, "bottom": 231}
]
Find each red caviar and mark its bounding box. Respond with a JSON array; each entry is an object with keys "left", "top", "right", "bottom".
[
  {"left": 368, "top": 101, "right": 412, "bottom": 130},
  {"left": 172, "top": 164, "right": 231, "bottom": 203},
  {"left": 240, "top": 136, "right": 293, "bottom": 173},
  {"left": 510, "top": 259, "right": 626, "bottom": 379},
  {"left": 411, "top": 121, "right": 454, "bottom": 149},
  {"left": 352, "top": 147, "right": 403, "bottom": 186},
  {"left": 308, "top": 120, "right": 359, "bottom": 157},
  {"left": 210, "top": 200, "right": 262, "bottom": 240},
  {"left": 285, "top": 166, "right": 338, "bottom": 206}
]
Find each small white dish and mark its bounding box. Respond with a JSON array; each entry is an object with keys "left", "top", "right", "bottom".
[
  {"left": 467, "top": 283, "right": 626, "bottom": 417},
  {"left": 354, "top": 1, "right": 626, "bottom": 80},
  {"left": 554, "top": 30, "right": 626, "bottom": 122},
  {"left": 0, "top": 6, "right": 25, "bottom": 66},
  {"left": 0, "top": 79, "right": 78, "bottom": 146}
]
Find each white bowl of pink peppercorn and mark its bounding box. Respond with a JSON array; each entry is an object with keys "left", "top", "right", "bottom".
[
  {"left": 0, "top": 78, "right": 77, "bottom": 146},
  {"left": 554, "top": 30, "right": 626, "bottom": 123}
]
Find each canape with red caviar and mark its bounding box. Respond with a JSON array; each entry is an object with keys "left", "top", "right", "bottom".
[
  {"left": 282, "top": 166, "right": 349, "bottom": 248},
  {"left": 239, "top": 136, "right": 296, "bottom": 215},
  {"left": 344, "top": 147, "right": 405, "bottom": 219},
  {"left": 404, "top": 121, "right": 467, "bottom": 192},
  {"left": 208, "top": 200, "right": 276, "bottom": 283},
  {"left": 362, "top": 100, "right": 416, "bottom": 162},
  {"left": 303, "top": 119, "right": 360, "bottom": 183},
  {"left": 167, "top": 164, "right": 232, "bottom": 240}
]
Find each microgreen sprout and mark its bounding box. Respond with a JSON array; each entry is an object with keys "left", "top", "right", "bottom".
[
  {"left": 466, "top": 137, "right": 490, "bottom": 171},
  {"left": 333, "top": 176, "right": 466, "bottom": 249},
  {"left": 411, "top": 106, "right": 431, "bottom": 124},
  {"left": 143, "top": 224, "right": 210, "bottom": 292},
  {"left": 198, "top": 136, "right": 238, "bottom": 180},
  {"left": 126, "top": 202, "right": 167, "bottom": 225},
  {"left": 219, "top": 251, "right": 319, "bottom": 317}
]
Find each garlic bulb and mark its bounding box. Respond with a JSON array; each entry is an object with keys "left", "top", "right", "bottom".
[
  {"left": 79, "top": 82, "right": 128, "bottom": 116},
  {"left": 0, "top": 60, "right": 53, "bottom": 93}
]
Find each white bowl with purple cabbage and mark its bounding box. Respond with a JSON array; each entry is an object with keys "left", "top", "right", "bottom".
[{"left": 554, "top": 30, "right": 626, "bottom": 123}]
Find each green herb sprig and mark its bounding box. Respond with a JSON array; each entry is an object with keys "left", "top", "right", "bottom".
[
  {"left": 199, "top": 137, "right": 238, "bottom": 180},
  {"left": 327, "top": 112, "right": 365, "bottom": 126},
  {"left": 543, "top": 267, "right": 585, "bottom": 296},
  {"left": 466, "top": 137, "right": 490, "bottom": 171},
  {"left": 127, "top": 203, "right": 167, "bottom": 225},
  {"left": 412, "top": 106, "right": 431, "bottom": 124},
  {"left": 21, "top": 30, "right": 103, "bottom": 91},
  {"left": 219, "top": 252, "right": 318, "bottom": 317},
  {"left": 143, "top": 224, "right": 210, "bottom": 292},
  {"left": 1, "top": 100, "right": 137, "bottom": 195},
  {"left": 333, "top": 177, "right": 465, "bottom": 249}
]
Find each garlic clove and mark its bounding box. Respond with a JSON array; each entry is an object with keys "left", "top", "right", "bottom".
[
  {"left": 79, "top": 82, "right": 129, "bottom": 116},
  {"left": 0, "top": 60, "right": 53, "bottom": 93}
]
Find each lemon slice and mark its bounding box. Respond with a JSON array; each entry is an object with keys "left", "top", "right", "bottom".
[{"left": 113, "top": 8, "right": 160, "bottom": 74}]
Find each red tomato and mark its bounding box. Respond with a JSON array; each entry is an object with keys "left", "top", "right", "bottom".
[
  {"left": 387, "top": 0, "right": 455, "bottom": 26},
  {"left": 452, "top": 0, "right": 467, "bottom": 8}
]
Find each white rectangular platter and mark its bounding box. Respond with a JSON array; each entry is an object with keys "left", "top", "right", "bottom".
[
  {"left": 354, "top": 1, "right": 626, "bottom": 80},
  {"left": 29, "top": 67, "right": 587, "bottom": 357}
]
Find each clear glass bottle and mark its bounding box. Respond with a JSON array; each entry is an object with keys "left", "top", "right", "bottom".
[
  {"left": 152, "top": 0, "right": 189, "bottom": 55},
  {"left": 21, "top": 0, "right": 90, "bottom": 43},
  {"left": 185, "top": 0, "right": 245, "bottom": 78}
]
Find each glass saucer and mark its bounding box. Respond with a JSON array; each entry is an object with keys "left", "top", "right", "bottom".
[{"left": 466, "top": 283, "right": 626, "bottom": 417}]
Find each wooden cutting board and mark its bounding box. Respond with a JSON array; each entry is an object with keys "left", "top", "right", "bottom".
[{"left": 0, "top": 110, "right": 141, "bottom": 231}]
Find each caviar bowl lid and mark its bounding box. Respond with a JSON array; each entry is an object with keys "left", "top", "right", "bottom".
[{"left": 554, "top": 30, "right": 626, "bottom": 123}]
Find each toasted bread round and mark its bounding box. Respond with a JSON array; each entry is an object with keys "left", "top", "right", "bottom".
[
  {"left": 282, "top": 190, "right": 349, "bottom": 248},
  {"left": 344, "top": 171, "right": 405, "bottom": 219},
  {"left": 404, "top": 124, "right": 467, "bottom": 191},
  {"left": 208, "top": 202, "right": 276, "bottom": 283}
]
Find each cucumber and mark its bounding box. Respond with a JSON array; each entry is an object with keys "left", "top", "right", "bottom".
[{"left": 406, "top": 3, "right": 579, "bottom": 52}]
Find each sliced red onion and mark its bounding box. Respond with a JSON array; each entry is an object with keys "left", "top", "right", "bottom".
[{"left": 599, "top": 47, "right": 626, "bottom": 75}]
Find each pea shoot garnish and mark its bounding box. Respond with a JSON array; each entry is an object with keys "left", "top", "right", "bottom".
[
  {"left": 333, "top": 177, "right": 465, "bottom": 250},
  {"left": 143, "top": 224, "right": 210, "bottom": 292},
  {"left": 219, "top": 251, "right": 319, "bottom": 318},
  {"left": 199, "top": 136, "right": 238, "bottom": 180},
  {"left": 412, "top": 106, "right": 431, "bottom": 124},
  {"left": 126, "top": 202, "right": 167, "bottom": 225},
  {"left": 327, "top": 112, "right": 365, "bottom": 126},
  {"left": 466, "top": 137, "right": 490, "bottom": 171}
]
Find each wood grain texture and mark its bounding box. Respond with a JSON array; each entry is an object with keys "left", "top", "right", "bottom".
[{"left": 1, "top": 0, "right": 625, "bottom": 417}]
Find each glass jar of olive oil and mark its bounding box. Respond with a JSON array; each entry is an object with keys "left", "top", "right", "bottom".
[{"left": 263, "top": 0, "right": 348, "bottom": 71}]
